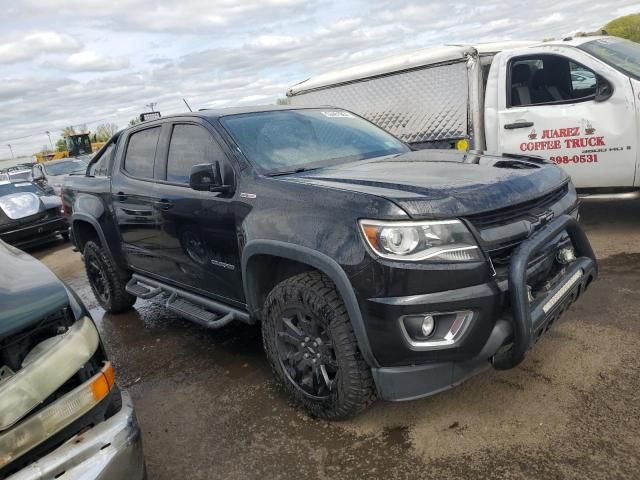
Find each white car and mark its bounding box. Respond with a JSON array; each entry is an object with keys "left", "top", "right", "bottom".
[{"left": 31, "top": 159, "right": 88, "bottom": 194}]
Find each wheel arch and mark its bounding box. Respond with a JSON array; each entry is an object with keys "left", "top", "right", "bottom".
[
  {"left": 71, "top": 214, "right": 108, "bottom": 251},
  {"left": 242, "top": 240, "right": 379, "bottom": 368},
  {"left": 71, "top": 213, "right": 127, "bottom": 270}
]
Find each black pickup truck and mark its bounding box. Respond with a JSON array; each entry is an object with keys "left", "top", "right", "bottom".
[{"left": 62, "top": 106, "right": 597, "bottom": 419}]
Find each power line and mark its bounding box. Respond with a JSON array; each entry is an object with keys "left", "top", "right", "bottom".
[{"left": 0, "top": 115, "right": 117, "bottom": 144}]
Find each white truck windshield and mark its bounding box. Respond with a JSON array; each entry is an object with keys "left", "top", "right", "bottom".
[{"left": 580, "top": 37, "right": 640, "bottom": 79}]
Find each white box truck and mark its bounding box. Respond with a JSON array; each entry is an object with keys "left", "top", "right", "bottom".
[{"left": 287, "top": 36, "right": 640, "bottom": 192}]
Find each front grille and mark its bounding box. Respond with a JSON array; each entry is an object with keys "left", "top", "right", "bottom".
[
  {"left": 467, "top": 183, "right": 569, "bottom": 229},
  {"left": 487, "top": 239, "right": 524, "bottom": 265}
]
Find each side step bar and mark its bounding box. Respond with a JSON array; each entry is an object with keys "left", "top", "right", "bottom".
[{"left": 125, "top": 274, "right": 251, "bottom": 329}]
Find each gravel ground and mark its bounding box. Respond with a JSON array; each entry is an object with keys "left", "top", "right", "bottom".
[{"left": 32, "top": 197, "right": 640, "bottom": 480}]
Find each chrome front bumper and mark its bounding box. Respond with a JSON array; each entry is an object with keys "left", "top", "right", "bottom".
[{"left": 8, "top": 391, "right": 145, "bottom": 480}]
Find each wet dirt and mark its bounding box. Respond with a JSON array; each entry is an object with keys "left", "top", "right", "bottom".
[{"left": 30, "top": 198, "right": 640, "bottom": 480}]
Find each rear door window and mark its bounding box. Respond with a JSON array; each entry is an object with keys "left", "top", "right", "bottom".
[
  {"left": 166, "top": 124, "right": 226, "bottom": 184},
  {"left": 89, "top": 142, "right": 115, "bottom": 177},
  {"left": 123, "top": 127, "right": 161, "bottom": 179}
]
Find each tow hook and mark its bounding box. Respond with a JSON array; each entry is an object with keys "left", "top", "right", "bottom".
[{"left": 557, "top": 246, "right": 576, "bottom": 265}]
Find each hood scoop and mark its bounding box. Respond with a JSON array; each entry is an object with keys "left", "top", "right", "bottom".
[{"left": 493, "top": 160, "right": 539, "bottom": 170}]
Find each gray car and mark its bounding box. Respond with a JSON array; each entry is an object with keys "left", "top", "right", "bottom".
[
  {"left": 0, "top": 239, "right": 145, "bottom": 479},
  {"left": 31, "top": 159, "right": 89, "bottom": 195}
]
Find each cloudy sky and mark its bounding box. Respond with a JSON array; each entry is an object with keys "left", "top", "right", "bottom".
[{"left": 0, "top": 0, "right": 638, "bottom": 159}]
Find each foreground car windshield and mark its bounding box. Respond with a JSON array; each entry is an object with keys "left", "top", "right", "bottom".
[
  {"left": 7, "top": 170, "right": 30, "bottom": 181},
  {"left": 220, "top": 109, "right": 410, "bottom": 174},
  {"left": 579, "top": 37, "right": 640, "bottom": 79},
  {"left": 43, "top": 159, "right": 87, "bottom": 176}
]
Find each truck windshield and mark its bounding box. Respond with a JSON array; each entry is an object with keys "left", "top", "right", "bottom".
[
  {"left": 43, "top": 159, "right": 87, "bottom": 176},
  {"left": 220, "top": 109, "right": 409, "bottom": 175},
  {"left": 579, "top": 37, "right": 640, "bottom": 80}
]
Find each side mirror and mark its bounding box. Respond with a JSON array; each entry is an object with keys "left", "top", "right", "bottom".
[
  {"left": 32, "top": 167, "right": 44, "bottom": 181},
  {"left": 189, "top": 162, "right": 233, "bottom": 193},
  {"left": 594, "top": 77, "right": 613, "bottom": 102}
]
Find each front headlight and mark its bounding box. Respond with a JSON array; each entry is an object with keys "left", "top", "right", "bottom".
[
  {"left": 0, "top": 362, "right": 115, "bottom": 469},
  {"left": 0, "top": 316, "right": 100, "bottom": 431},
  {"left": 359, "top": 219, "right": 482, "bottom": 262}
]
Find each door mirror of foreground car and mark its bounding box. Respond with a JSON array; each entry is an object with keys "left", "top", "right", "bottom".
[{"left": 189, "top": 162, "right": 233, "bottom": 193}]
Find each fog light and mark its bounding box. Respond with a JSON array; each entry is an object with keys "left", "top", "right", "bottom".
[
  {"left": 557, "top": 246, "right": 576, "bottom": 265},
  {"left": 400, "top": 311, "right": 473, "bottom": 348},
  {"left": 421, "top": 315, "right": 435, "bottom": 337}
]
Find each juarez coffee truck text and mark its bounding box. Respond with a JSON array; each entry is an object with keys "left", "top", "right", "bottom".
[
  {"left": 521, "top": 126, "right": 608, "bottom": 165},
  {"left": 288, "top": 36, "right": 640, "bottom": 193}
]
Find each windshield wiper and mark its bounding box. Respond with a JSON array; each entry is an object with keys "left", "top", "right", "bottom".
[{"left": 267, "top": 167, "right": 319, "bottom": 177}]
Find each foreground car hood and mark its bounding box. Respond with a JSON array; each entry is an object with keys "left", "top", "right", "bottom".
[
  {"left": 0, "top": 193, "right": 61, "bottom": 226},
  {"left": 280, "top": 150, "right": 569, "bottom": 218},
  {"left": 0, "top": 241, "right": 68, "bottom": 339}
]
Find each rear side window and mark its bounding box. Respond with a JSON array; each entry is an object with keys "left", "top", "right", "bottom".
[
  {"left": 166, "top": 124, "right": 226, "bottom": 184},
  {"left": 89, "top": 142, "right": 115, "bottom": 177},
  {"left": 124, "top": 127, "right": 160, "bottom": 178}
]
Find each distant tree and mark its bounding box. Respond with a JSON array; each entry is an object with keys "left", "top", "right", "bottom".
[
  {"left": 61, "top": 126, "right": 76, "bottom": 137},
  {"left": 56, "top": 138, "right": 67, "bottom": 152},
  {"left": 276, "top": 97, "right": 291, "bottom": 105},
  {"left": 605, "top": 13, "right": 640, "bottom": 42},
  {"left": 94, "top": 123, "right": 119, "bottom": 142},
  {"left": 129, "top": 117, "right": 142, "bottom": 126},
  {"left": 76, "top": 124, "right": 88, "bottom": 134},
  {"left": 575, "top": 29, "right": 608, "bottom": 37}
]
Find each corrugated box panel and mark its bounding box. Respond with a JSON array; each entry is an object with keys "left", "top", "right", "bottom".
[{"left": 290, "top": 61, "right": 469, "bottom": 144}]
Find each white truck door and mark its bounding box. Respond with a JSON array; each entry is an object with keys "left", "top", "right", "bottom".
[{"left": 492, "top": 46, "right": 636, "bottom": 189}]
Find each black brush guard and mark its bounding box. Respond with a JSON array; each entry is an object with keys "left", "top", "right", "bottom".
[{"left": 492, "top": 214, "right": 597, "bottom": 370}]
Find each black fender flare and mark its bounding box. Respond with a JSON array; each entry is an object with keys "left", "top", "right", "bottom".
[
  {"left": 242, "top": 239, "right": 379, "bottom": 368},
  {"left": 71, "top": 213, "right": 109, "bottom": 248},
  {"left": 71, "top": 213, "right": 124, "bottom": 268}
]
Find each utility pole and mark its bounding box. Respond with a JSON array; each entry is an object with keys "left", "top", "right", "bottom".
[
  {"left": 7, "top": 144, "right": 14, "bottom": 161},
  {"left": 145, "top": 102, "right": 157, "bottom": 112},
  {"left": 45, "top": 131, "right": 53, "bottom": 151}
]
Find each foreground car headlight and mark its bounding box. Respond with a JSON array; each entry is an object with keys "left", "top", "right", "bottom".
[
  {"left": 359, "top": 219, "right": 482, "bottom": 262},
  {"left": 0, "top": 316, "right": 100, "bottom": 431},
  {"left": 0, "top": 362, "right": 115, "bottom": 469}
]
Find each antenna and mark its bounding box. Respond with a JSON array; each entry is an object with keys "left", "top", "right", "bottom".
[{"left": 183, "top": 98, "right": 193, "bottom": 112}]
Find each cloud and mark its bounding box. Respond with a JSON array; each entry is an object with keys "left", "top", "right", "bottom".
[
  {"left": 16, "top": 0, "right": 317, "bottom": 33},
  {"left": 53, "top": 51, "right": 129, "bottom": 72},
  {"left": 0, "top": 31, "right": 81, "bottom": 64}
]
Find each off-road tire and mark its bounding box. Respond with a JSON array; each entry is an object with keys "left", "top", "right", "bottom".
[
  {"left": 83, "top": 240, "right": 136, "bottom": 314},
  {"left": 262, "top": 271, "right": 376, "bottom": 419}
]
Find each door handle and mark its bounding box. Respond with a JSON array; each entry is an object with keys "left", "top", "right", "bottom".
[
  {"left": 153, "top": 199, "right": 173, "bottom": 210},
  {"left": 115, "top": 192, "right": 128, "bottom": 201},
  {"left": 504, "top": 121, "right": 534, "bottom": 130}
]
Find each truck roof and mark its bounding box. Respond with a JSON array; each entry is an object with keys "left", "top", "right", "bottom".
[
  {"left": 131, "top": 105, "right": 313, "bottom": 126},
  {"left": 285, "top": 39, "right": 576, "bottom": 96}
]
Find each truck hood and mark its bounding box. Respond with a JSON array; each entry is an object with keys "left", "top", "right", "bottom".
[
  {"left": 0, "top": 241, "right": 69, "bottom": 340},
  {"left": 279, "top": 150, "right": 569, "bottom": 218}
]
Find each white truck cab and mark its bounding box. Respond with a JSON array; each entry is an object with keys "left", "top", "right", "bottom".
[{"left": 287, "top": 36, "right": 640, "bottom": 192}]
